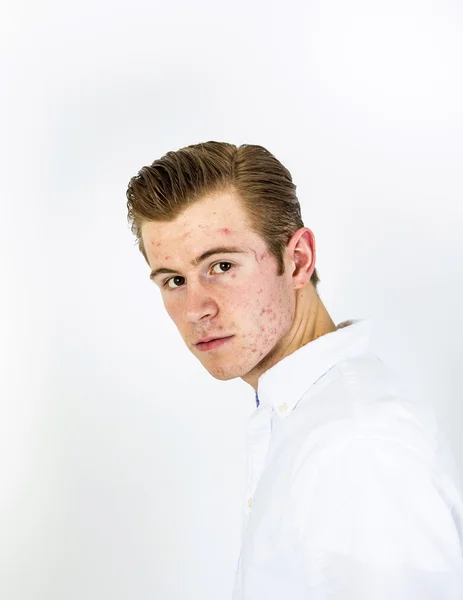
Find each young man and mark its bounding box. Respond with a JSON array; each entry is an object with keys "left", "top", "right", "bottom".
[{"left": 126, "top": 141, "right": 463, "bottom": 598}]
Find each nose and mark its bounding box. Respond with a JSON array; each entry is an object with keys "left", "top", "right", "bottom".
[{"left": 183, "top": 282, "right": 218, "bottom": 324}]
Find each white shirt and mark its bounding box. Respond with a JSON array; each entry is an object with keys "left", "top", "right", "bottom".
[{"left": 232, "top": 318, "right": 463, "bottom": 599}]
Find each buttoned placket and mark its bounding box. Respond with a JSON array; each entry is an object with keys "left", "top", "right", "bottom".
[{"left": 240, "top": 397, "right": 274, "bottom": 542}]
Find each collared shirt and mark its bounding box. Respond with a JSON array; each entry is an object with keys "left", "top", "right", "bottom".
[{"left": 232, "top": 318, "right": 463, "bottom": 599}]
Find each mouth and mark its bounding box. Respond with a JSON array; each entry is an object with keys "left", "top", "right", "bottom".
[{"left": 195, "top": 336, "right": 234, "bottom": 352}]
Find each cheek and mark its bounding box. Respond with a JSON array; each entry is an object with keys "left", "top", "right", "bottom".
[
  {"left": 162, "top": 295, "right": 181, "bottom": 323},
  {"left": 237, "top": 281, "right": 281, "bottom": 318},
  {"left": 252, "top": 280, "right": 294, "bottom": 331}
]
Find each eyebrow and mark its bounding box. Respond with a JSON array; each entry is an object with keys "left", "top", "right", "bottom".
[{"left": 149, "top": 246, "right": 248, "bottom": 281}]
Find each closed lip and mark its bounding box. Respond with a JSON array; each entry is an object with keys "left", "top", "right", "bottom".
[{"left": 195, "top": 335, "right": 233, "bottom": 345}]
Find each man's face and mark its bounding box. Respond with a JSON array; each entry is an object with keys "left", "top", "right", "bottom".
[{"left": 141, "top": 190, "right": 296, "bottom": 384}]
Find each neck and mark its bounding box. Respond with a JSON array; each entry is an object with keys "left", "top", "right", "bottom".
[{"left": 242, "top": 284, "right": 337, "bottom": 392}]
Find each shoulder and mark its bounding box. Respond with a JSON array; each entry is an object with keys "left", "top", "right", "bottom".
[
  {"left": 290, "top": 424, "right": 435, "bottom": 493},
  {"left": 288, "top": 408, "right": 459, "bottom": 531},
  {"left": 293, "top": 351, "right": 442, "bottom": 480},
  {"left": 290, "top": 400, "right": 439, "bottom": 486}
]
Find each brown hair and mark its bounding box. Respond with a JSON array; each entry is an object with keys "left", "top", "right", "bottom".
[{"left": 126, "top": 141, "right": 320, "bottom": 291}]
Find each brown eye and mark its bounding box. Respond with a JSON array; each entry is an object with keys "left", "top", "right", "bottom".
[
  {"left": 165, "top": 276, "right": 186, "bottom": 289},
  {"left": 212, "top": 262, "right": 232, "bottom": 274}
]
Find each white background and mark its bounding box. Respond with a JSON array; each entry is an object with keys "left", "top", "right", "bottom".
[{"left": 1, "top": 0, "right": 462, "bottom": 598}]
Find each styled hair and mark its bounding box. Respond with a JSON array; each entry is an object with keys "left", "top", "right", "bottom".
[{"left": 126, "top": 141, "right": 320, "bottom": 291}]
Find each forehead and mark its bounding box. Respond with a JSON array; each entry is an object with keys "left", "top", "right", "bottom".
[{"left": 141, "top": 190, "right": 261, "bottom": 257}]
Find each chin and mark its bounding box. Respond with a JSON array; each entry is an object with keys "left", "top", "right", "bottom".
[
  {"left": 202, "top": 364, "right": 244, "bottom": 381},
  {"left": 204, "top": 357, "right": 261, "bottom": 382},
  {"left": 211, "top": 372, "right": 238, "bottom": 382}
]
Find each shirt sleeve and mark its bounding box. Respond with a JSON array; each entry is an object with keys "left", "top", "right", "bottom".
[{"left": 289, "top": 435, "right": 463, "bottom": 599}]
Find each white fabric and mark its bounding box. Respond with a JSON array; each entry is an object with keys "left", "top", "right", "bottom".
[{"left": 232, "top": 318, "right": 463, "bottom": 599}]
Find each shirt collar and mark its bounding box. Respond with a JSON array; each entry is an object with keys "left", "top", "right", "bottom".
[{"left": 255, "top": 318, "right": 373, "bottom": 417}]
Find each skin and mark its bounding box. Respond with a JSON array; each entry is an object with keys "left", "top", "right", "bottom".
[{"left": 141, "top": 189, "right": 337, "bottom": 392}]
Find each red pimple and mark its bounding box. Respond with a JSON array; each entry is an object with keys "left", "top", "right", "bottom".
[{"left": 219, "top": 228, "right": 231, "bottom": 235}]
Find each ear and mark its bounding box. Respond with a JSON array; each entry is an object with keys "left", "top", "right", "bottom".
[{"left": 287, "top": 228, "right": 316, "bottom": 290}]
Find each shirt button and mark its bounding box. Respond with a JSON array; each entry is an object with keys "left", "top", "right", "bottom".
[
  {"left": 247, "top": 497, "right": 253, "bottom": 509},
  {"left": 278, "top": 403, "right": 288, "bottom": 413}
]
